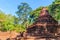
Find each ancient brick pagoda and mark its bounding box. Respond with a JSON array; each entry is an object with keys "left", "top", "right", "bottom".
[
  {"left": 26, "top": 7, "right": 58, "bottom": 36},
  {"left": 20, "top": 7, "right": 59, "bottom": 40}
]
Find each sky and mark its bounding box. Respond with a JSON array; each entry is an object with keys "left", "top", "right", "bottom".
[{"left": 0, "top": 0, "right": 54, "bottom": 15}]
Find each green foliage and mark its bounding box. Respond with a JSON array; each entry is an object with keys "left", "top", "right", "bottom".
[
  {"left": 30, "top": 7, "right": 42, "bottom": 21},
  {"left": 15, "top": 0, "right": 60, "bottom": 32},
  {"left": 49, "top": 0, "right": 60, "bottom": 20},
  {"left": 16, "top": 2, "right": 32, "bottom": 24},
  {"left": 16, "top": 2, "right": 32, "bottom": 31},
  {"left": 0, "top": 0, "right": 60, "bottom": 32},
  {"left": 55, "top": 0, "right": 60, "bottom": 4},
  {"left": 0, "top": 13, "right": 15, "bottom": 31}
]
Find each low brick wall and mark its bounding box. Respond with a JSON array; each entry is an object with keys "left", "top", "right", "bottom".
[{"left": 20, "top": 36, "right": 60, "bottom": 40}]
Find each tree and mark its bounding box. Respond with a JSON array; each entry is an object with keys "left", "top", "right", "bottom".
[
  {"left": 16, "top": 2, "right": 32, "bottom": 24},
  {"left": 49, "top": 0, "right": 60, "bottom": 20},
  {"left": 16, "top": 2, "right": 32, "bottom": 31},
  {"left": 0, "top": 14, "right": 15, "bottom": 31}
]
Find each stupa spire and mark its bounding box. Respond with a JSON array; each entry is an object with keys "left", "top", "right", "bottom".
[{"left": 40, "top": 7, "right": 49, "bottom": 16}]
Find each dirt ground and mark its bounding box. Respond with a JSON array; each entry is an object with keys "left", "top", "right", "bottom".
[{"left": 0, "top": 31, "right": 19, "bottom": 40}]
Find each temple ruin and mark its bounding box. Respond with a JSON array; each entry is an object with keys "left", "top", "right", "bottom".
[{"left": 18, "top": 7, "right": 60, "bottom": 40}]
